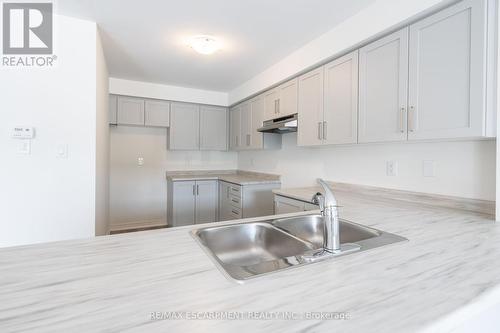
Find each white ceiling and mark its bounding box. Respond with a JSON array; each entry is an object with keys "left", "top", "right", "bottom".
[{"left": 57, "top": 0, "right": 376, "bottom": 92}]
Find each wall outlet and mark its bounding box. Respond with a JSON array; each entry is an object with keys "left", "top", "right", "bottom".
[
  {"left": 386, "top": 161, "right": 398, "bottom": 177},
  {"left": 55, "top": 144, "right": 68, "bottom": 158},
  {"left": 423, "top": 160, "right": 436, "bottom": 177},
  {"left": 137, "top": 157, "right": 144, "bottom": 166}
]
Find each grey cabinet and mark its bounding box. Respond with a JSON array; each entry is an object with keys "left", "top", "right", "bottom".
[
  {"left": 219, "top": 181, "right": 280, "bottom": 221},
  {"left": 117, "top": 96, "right": 145, "bottom": 126},
  {"left": 145, "top": 99, "right": 170, "bottom": 127},
  {"left": 167, "top": 180, "right": 218, "bottom": 227},
  {"left": 263, "top": 78, "right": 298, "bottom": 121},
  {"left": 229, "top": 106, "right": 241, "bottom": 150},
  {"left": 168, "top": 102, "right": 200, "bottom": 150},
  {"left": 407, "top": 0, "right": 492, "bottom": 140},
  {"left": 200, "top": 105, "right": 228, "bottom": 151},
  {"left": 109, "top": 95, "right": 117, "bottom": 125},
  {"left": 274, "top": 195, "right": 318, "bottom": 215},
  {"left": 297, "top": 67, "right": 324, "bottom": 146},
  {"left": 358, "top": 28, "right": 409, "bottom": 143}
]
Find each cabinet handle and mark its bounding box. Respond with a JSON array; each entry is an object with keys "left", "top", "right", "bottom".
[
  {"left": 274, "top": 100, "right": 278, "bottom": 114},
  {"left": 400, "top": 107, "right": 406, "bottom": 133},
  {"left": 231, "top": 198, "right": 239, "bottom": 203},
  {"left": 231, "top": 210, "right": 239, "bottom": 215},
  {"left": 192, "top": 185, "right": 196, "bottom": 196},
  {"left": 277, "top": 99, "right": 280, "bottom": 114},
  {"left": 409, "top": 106, "right": 415, "bottom": 132},
  {"left": 196, "top": 184, "right": 199, "bottom": 195},
  {"left": 246, "top": 134, "right": 250, "bottom": 146},
  {"left": 318, "top": 122, "right": 323, "bottom": 140},
  {"left": 226, "top": 187, "right": 229, "bottom": 198},
  {"left": 323, "top": 121, "right": 327, "bottom": 140},
  {"left": 235, "top": 136, "right": 239, "bottom": 147}
]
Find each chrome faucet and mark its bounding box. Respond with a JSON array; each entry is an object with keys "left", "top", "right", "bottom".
[{"left": 312, "top": 179, "right": 341, "bottom": 253}]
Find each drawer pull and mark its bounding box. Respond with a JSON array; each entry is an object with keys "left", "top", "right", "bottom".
[{"left": 231, "top": 210, "right": 239, "bottom": 215}]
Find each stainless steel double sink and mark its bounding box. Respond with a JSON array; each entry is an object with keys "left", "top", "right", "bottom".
[{"left": 192, "top": 214, "right": 407, "bottom": 281}]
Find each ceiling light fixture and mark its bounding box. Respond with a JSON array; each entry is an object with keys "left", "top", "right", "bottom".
[{"left": 188, "top": 35, "right": 221, "bottom": 55}]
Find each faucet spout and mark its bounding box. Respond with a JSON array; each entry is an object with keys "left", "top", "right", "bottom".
[{"left": 313, "top": 179, "right": 341, "bottom": 253}]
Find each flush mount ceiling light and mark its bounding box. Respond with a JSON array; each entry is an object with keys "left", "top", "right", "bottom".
[{"left": 187, "top": 35, "right": 221, "bottom": 55}]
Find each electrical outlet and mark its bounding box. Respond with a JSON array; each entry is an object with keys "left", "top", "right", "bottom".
[
  {"left": 137, "top": 157, "right": 144, "bottom": 166},
  {"left": 386, "top": 161, "right": 398, "bottom": 177}
]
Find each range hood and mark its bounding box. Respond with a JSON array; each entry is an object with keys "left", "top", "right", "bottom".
[{"left": 257, "top": 114, "right": 298, "bottom": 134}]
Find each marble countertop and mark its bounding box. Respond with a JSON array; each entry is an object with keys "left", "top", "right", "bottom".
[
  {"left": 166, "top": 170, "right": 281, "bottom": 185},
  {"left": 1, "top": 188, "right": 499, "bottom": 332}
]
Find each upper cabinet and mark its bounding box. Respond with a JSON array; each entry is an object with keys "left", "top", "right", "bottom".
[
  {"left": 117, "top": 96, "right": 145, "bottom": 126},
  {"left": 358, "top": 28, "right": 409, "bottom": 143},
  {"left": 230, "top": 94, "right": 281, "bottom": 151},
  {"left": 200, "top": 105, "right": 228, "bottom": 151},
  {"left": 145, "top": 99, "right": 170, "bottom": 127},
  {"left": 263, "top": 78, "right": 298, "bottom": 121},
  {"left": 169, "top": 102, "right": 228, "bottom": 151},
  {"left": 323, "top": 51, "right": 359, "bottom": 145},
  {"left": 298, "top": 51, "right": 358, "bottom": 146},
  {"left": 169, "top": 102, "right": 200, "bottom": 150},
  {"left": 407, "top": 0, "right": 492, "bottom": 140}
]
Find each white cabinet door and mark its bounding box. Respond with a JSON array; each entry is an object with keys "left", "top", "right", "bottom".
[
  {"left": 359, "top": 28, "right": 409, "bottom": 143},
  {"left": 408, "top": 0, "right": 487, "bottom": 140},
  {"left": 195, "top": 180, "right": 218, "bottom": 224},
  {"left": 324, "top": 50, "right": 359, "bottom": 145},
  {"left": 229, "top": 106, "right": 241, "bottom": 150},
  {"left": 278, "top": 78, "right": 298, "bottom": 117},
  {"left": 117, "top": 96, "right": 145, "bottom": 126},
  {"left": 250, "top": 95, "right": 265, "bottom": 149},
  {"left": 240, "top": 101, "right": 252, "bottom": 149},
  {"left": 145, "top": 99, "right": 170, "bottom": 127},
  {"left": 200, "top": 106, "right": 227, "bottom": 151},
  {"left": 169, "top": 102, "right": 200, "bottom": 150},
  {"left": 109, "top": 95, "right": 117, "bottom": 125},
  {"left": 264, "top": 88, "right": 279, "bottom": 121},
  {"left": 297, "top": 67, "right": 324, "bottom": 146},
  {"left": 274, "top": 196, "right": 305, "bottom": 214},
  {"left": 172, "top": 181, "right": 196, "bottom": 227}
]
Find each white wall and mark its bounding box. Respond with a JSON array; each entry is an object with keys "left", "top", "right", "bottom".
[
  {"left": 0, "top": 16, "right": 107, "bottom": 247},
  {"left": 109, "top": 126, "right": 237, "bottom": 230},
  {"left": 109, "top": 78, "right": 229, "bottom": 106},
  {"left": 238, "top": 135, "right": 496, "bottom": 201},
  {"left": 228, "top": 0, "right": 454, "bottom": 104},
  {"left": 95, "top": 28, "right": 110, "bottom": 236}
]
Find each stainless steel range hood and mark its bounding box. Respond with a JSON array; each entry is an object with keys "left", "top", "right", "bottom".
[{"left": 257, "top": 114, "right": 297, "bottom": 134}]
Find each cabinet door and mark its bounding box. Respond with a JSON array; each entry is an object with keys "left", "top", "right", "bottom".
[
  {"left": 297, "top": 67, "right": 324, "bottom": 146},
  {"left": 274, "top": 196, "right": 305, "bottom": 214},
  {"left": 195, "top": 180, "right": 218, "bottom": 224},
  {"left": 278, "top": 78, "right": 298, "bottom": 117},
  {"left": 200, "top": 106, "right": 228, "bottom": 151},
  {"left": 324, "top": 51, "right": 359, "bottom": 145},
  {"left": 109, "top": 95, "right": 117, "bottom": 125},
  {"left": 171, "top": 181, "right": 196, "bottom": 227},
  {"left": 358, "top": 28, "right": 409, "bottom": 143},
  {"left": 240, "top": 101, "right": 252, "bottom": 149},
  {"left": 250, "top": 95, "right": 265, "bottom": 149},
  {"left": 169, "top": 102, "right": 200, "bottom": 150},
  {"left": 408, "top": 0, "right": 487, "bottom": 140},
  {"left": 117, "top": 96, "right": 145, "bottom": 126},
  {"left": 264, "top": 88, "right": 279, "bottom": 121},
  {"left": 145, "top": 99, "right": 170, "bottom": 127},
  {"left": 229, "top": 106, "right": 241, "bottom": 150}
]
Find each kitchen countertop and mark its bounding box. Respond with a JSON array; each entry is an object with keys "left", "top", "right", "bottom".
[
  {"left": 166, "top": 170, "right": 281, "bottom": 185},
  {"left": 1, "top": 186, "right": 499, "bottom": 332}
]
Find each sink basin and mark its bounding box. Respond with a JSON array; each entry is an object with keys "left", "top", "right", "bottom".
[
  {"left": 271, "top": 215, "right": 380, "bottom": 249},
  {"left": 195, "top": 222, "right": 312, "bottom": 267},
  {"left": 192, "top": 214, "right": 406, "bottom": 282}
]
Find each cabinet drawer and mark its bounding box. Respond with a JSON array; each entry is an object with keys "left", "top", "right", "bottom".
[
  {"left": 228, "top": 184, "right": 241, "bottom": 196},
  {"left": 229, "top": 194, "right": 242, "bottom": 209}
]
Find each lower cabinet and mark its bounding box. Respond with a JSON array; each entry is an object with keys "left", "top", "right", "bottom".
[
  {"left": 219, "top": 181, "right": 281, "bottom": 221},
  {"left": 167, "top": 180, "right": 218, "bottom": 227},
  {"left": 274, "top": 195, "right": 318, "bottom": 215}
]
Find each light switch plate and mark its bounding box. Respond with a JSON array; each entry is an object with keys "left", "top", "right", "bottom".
[{"left": 56, "top": 144, "right": 68, "bottom": 158}]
